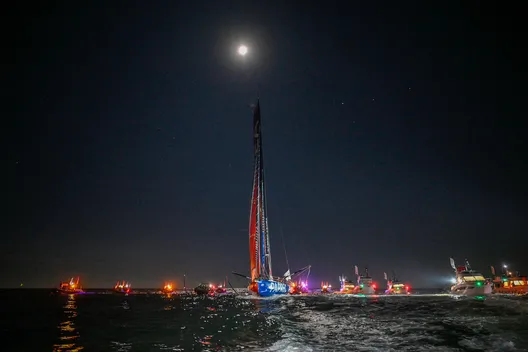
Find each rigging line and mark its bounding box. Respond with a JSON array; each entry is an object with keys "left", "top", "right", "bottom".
[
  {"left": 280, "top": 225, "right": 290, "bottom": 272},
  {"left": 259, "top": 101, "right": 272, "bottom": 278},
  {"left": 262, "top": 150, "right": 273, "bottom": 277},
  {"left": 264, "top": 158, "right": 290, "bottom": 272}
]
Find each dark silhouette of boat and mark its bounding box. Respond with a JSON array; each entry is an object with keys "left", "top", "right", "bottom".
[
  {"left": 57, "top": 277, "right": 84, "bottom": 294},
  {"left": 194, "top": 283, "right": 213, "bottom": 295}
]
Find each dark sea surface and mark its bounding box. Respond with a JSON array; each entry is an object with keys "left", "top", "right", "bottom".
[{"left": 1, "top": 289, "right": 527, "bottom": 351}]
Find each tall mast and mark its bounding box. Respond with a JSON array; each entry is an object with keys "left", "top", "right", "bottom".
[
  {"left": 249, "top": 100, "right": 261, "bottom": 281},
  {"left": 249, "top": 99, "right": 273, "bottom": 280}
]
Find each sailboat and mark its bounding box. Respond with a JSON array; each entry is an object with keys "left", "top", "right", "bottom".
[{"left": 235, "top": 99, "right": 306, "bottom": 297}]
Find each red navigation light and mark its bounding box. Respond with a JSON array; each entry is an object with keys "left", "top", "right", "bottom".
[{"left": 372, "top": 283, "right": 377, "bottom": 289}]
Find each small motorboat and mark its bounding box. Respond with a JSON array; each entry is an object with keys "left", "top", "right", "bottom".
[
  {"left": 215, "top": 285, "right": 227, "bottom": 294},
  {"left": 194, "top": 283, "right": 214, "bottom": 295}
]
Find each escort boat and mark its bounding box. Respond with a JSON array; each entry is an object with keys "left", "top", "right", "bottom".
[
  {"left": 449, "top": 258, "right": 492, "bottom": 296},
  {"left": 113, "top": 281, "right": 131, "bottom": 295},
  {"left": 355, "top": 266, "right": 377, "bottom": 294},
  {"left": 57, "top": 277, "right": 84, "bottom": 294},
  {"left": 384, "top": 271, "right": 410, "bottom": 294},
  {"left": 321, "top": 282, "right": 332, "bottom": 293},
  {"left": 491, "top": 265, "right": 528, "bottom": 295},
  {"left": 338, "top": 275, "right": 356, "bottom": 294},
  {"left": 289, "top": 280, "right": 309, "bottom": 295}
]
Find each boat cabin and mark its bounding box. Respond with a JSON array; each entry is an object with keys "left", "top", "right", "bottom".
[
  {"left": 456, "top": 271, "right": 486, "bottom": 285},
  {"left": 340, "top": 281, "right": 356, "bottom": 293},
  {"left": 492, "top": 273, "right": 528, "bottom": 293},
  {"left": 358, "top": 276, "right": 374, "bottom": 287},
  {"left": 391, "top": 283, "right": 406, "bottom": 290}
]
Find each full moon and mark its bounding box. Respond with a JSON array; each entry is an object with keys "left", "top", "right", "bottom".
[{"left": 238, "top": 45, "right": 248, "bottom": 56}]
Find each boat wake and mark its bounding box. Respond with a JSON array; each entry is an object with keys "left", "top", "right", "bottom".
[
  {"left": 263, "top": 294, "right": 528, "bottom": 352},
  {"left": 4, "top": 289, "right": 527, "bottom": 351}
]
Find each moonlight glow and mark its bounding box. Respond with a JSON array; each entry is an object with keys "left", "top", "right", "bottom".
[{"left": 238, "top": 45, "right": 248, "bottom": 56}]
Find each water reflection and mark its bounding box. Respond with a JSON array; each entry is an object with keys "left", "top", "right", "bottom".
[
  {"left": 251, "top": 299, "right": 274, "bottom": 313},
  {"left": 53, "top": 294, "right": 84, "bottom": 351}
]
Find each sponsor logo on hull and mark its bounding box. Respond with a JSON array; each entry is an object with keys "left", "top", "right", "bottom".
[{"left": 257, "top": 280, "right": 289, "bottom": 297}]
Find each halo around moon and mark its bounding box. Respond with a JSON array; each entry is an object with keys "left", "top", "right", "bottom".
[{"left": 238, "top": 45, "right": 248, "bottom": 56}]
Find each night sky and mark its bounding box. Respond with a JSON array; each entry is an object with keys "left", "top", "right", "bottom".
[{"left": 6, "top": 2, "right": 526, "bottom": 288}]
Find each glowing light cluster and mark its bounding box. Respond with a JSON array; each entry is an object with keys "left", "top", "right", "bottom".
[{"left": 238, "top": 45, "right": 248, "bottom": 56}]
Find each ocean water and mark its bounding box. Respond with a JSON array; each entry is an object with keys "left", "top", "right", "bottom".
[{"left": 1, "top": 289, "right": 527, "bottom": 351}]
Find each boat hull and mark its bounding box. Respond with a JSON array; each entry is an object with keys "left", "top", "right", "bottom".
[
  {"left": 113, "top": 290, "right": 130, "bottom": 295},
  {"left": 194, "top": 288, "right": 211, "bottom": 295},
  {"left": 451, "top": 283, "right": 492, "bottom": 296},
  {"left": 385, "top": 289, "right": 409, "bottom": 295},
  {"left": 357, "top": 286, "right": 375, "bottom": 295},
  {"left": 57, "top": 289, "right": 84, "bottom": 295},
  {"left": 493, "top": 287, "right": 528, "bottom": 295},
  {"left": 251, "top": 280, "right": 289, "bottom": 297}
]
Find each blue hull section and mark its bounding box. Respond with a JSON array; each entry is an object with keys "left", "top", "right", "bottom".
[{"left": 257, "top": 280, "right": 289, "bottom": 297}]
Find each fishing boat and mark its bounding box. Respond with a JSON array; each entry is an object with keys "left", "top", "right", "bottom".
[
  {"left": 321, "top": 282, "right": 332, "bottom": 293},
  {"left": 355, "top": 266, "right": 377, "bottom": 294},
  {"left": 384, "top": 271, "right": 410, "bottom": 295},
  {"left": 449, "top": 258, "right": 492, "bottom": 296},
  {"left": 491, "top": 265, "right": 528, "bottom": 295},
  {"left": 113, "top": 281, "right": 131, "bottom": 295},
  {"left": 338, "top": 275, "right": 356, "bottom": 294},
  {"left": 194, "top": 283, "right": 214, "bottom": 295},
  {"left": 234, "top": 99, "right": 310, "bottom": 297},
  {"left": 57, "top": 277, "right": 84, "bottom": 294}
]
